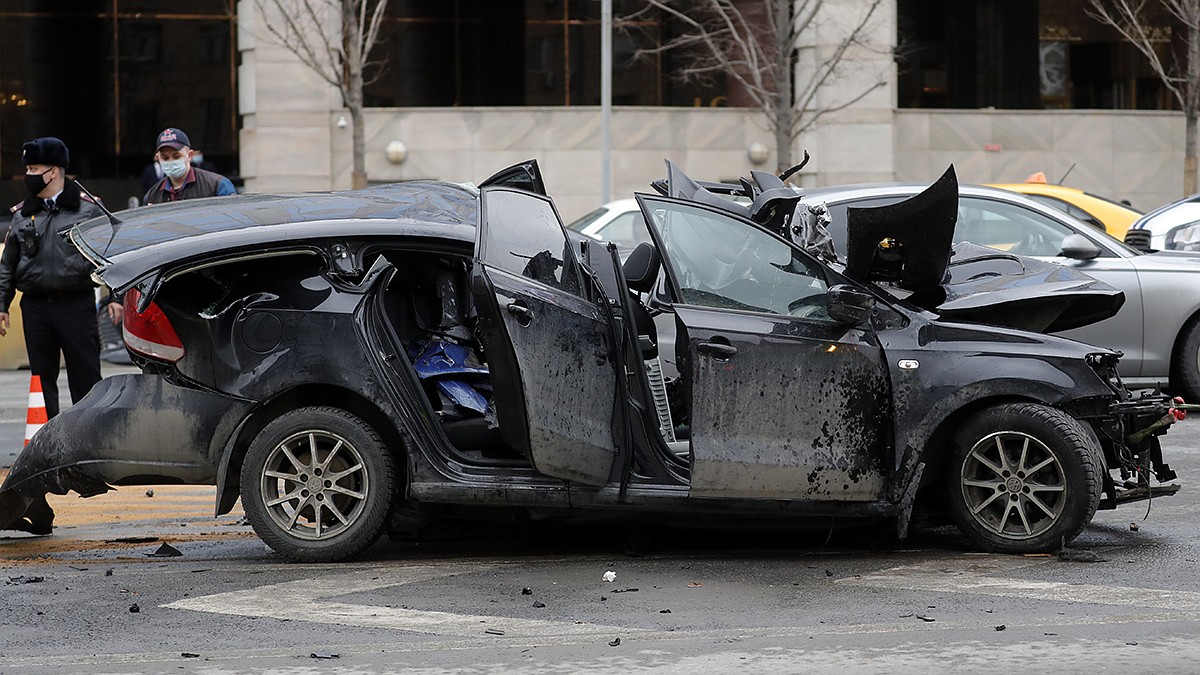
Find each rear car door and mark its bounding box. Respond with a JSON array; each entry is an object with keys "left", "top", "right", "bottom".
[
  {"left": 637, "top": 195, "right": 894, "bottom": 501},
  {"left": 473, "top": 187, "right": 619, "bottom": 486}
]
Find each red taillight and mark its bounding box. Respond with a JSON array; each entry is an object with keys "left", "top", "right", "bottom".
[{"left": 122, "top": 288, "right": 185, "bottom": 362}]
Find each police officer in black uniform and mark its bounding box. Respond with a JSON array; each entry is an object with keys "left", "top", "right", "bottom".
[{"left": 0, "top": 137, "right": 122, "bottom": 418}]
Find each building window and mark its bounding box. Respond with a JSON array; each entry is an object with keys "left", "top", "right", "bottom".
[
  {"left": 0, "top": 1, "right": 237, "bottom": 211},
  {"left": 363, "top": 0, "right": 719, "bottom": 108},
  {"left": 897, "top": 0, "right": 1179, "bottom": 111}
]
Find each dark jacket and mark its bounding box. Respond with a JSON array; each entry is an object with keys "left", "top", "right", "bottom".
[
  {"left": 143, "top": 166, "right": 233, "bottom": 204},
  {"left": 0, "top": 180, "right": 103, "bottom": 313}
]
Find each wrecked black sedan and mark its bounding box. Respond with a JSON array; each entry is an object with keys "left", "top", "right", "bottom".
[{"left": 0, "top": 161, "right": 1181, "bottom": 561}]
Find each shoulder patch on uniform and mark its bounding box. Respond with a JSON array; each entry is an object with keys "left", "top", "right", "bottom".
[
  {"left": 80, "top": 193, "right": 97, "bottom": 204},
  {"left": 9, "top": 201, "right": 22, "bottom": 214}
]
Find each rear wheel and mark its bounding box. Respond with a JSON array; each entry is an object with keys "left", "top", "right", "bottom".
[
  {"left": 241, "top": 406, "right": 396, "bottom": 562},
  {"left": 944, "top": 402, "right": 1102, "bottom": 553}
]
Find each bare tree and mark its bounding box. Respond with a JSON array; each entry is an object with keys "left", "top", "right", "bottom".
[
  {"left": 1088, "top": 0, "right": 1200, "bottom": 194},
  {"left": 255, "top": 0, "right": 388, "bottom": 189},
  {"left": 626, "top": 0, "right": 889, "bottom": 174}
]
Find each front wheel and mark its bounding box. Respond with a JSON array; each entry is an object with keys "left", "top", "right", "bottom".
[
  {"left": 944, "top": 402, "right": 1102, "bottom": 553},
  {"left": 241, "top": 406, "right": 397, "bottom": 562}
]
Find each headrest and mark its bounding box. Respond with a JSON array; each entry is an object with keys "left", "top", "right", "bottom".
[{"left": 623, "top": 242, "right": 661, "bottom": 293}]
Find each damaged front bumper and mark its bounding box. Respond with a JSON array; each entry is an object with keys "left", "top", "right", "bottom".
[
  {"left": 0, "top": 374, "right": 253, "bottom": 534},
  {"left": 1084, "top": 352, "right": 1183, "bottom": 509}
]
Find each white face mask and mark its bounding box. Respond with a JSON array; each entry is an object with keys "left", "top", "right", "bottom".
[{"left": 160, "top": 158, "right": 189, "bottom": 179}]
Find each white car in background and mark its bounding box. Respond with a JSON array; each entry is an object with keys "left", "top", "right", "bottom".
[
  {"left": 566, "top": 198, "right": 652, "bottom": 251},
  {"left": 1124, "top": 193, "right": 1200, "bottom": 252}
]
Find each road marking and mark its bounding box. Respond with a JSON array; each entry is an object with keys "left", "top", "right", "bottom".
[
  {"left": 165, "top": 563, "right": 631, "bottom": 637},
  {"left": 164, "top": 554, "right": 1200, "bottom": 642},
  {"left": 837, "top": 555, "right": 1200, "bottom": 610}
]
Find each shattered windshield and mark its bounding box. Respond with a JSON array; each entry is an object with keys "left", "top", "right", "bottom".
[{"left": 642, "top": 197, "right": 832, "bottom": 319}]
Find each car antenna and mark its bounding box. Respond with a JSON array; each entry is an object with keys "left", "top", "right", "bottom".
[
  {"left": 72, "top": 179, "right": 123, "bottom": 226},
  {"left": 777, "top": 150, "right": 811, "bottom": 183},
  {"left": 1057, "top": 162, "right": 1076, "bottom": 185}
]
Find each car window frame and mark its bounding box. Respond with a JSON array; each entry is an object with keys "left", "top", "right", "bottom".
[
  {"left": 634, "top": 192, "right": 842, "bottom": 323},
  {"left": 960, "top": 193, "right": 1137, "bottom": 258},
  {"left": 477, "top": 186, "right": 587, "bottom": 298}
]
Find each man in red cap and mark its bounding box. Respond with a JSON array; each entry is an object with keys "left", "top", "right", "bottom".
[
  {"left": 143, "top": 127, "right": 235, "bottom": 205},
  {"left": 0, "top": 137, "right": 121, "bottom": 417}
]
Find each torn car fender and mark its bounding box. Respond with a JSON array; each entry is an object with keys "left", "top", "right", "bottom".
[{"left": 0, "top": 374, "right": 254, "bottom": 533}]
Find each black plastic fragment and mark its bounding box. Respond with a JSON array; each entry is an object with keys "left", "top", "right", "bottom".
[
  {"left": 147, "top": 542, "right": 183, "bottom": 558},
  {"left": 108, "top": 536, "right": 158, "bottom": 544},
  {"left": 7, "top": 576, "right": 44, "bottom": 585}
]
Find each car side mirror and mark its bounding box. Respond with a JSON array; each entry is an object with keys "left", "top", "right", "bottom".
[
  {"left": 1060, "top": 234, "right": 1102, "bottom": 260},
  {"left": 827, "top": 284, "right": 875, "bottom": 325}
]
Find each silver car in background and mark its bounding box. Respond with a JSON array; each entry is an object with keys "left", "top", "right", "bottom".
[{"left": 799, "top": 183, "right": 1200, "bottom": 401}]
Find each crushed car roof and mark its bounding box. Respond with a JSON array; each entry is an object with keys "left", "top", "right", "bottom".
[{"left": 74, "top": 181, "right": 480, "bottom": 263}]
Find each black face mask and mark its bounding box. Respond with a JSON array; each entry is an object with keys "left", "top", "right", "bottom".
[{"left": 23, "top": 168, "right": 52, "bottom": 197}]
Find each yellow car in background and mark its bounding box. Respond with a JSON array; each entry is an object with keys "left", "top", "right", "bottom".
[{"left": 988, "top": 173, "right": 1142, "bottom": 240}]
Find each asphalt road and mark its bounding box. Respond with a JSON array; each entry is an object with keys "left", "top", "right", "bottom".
[{"left": 0, "top": 369, "right": 1198, "bottom": 673}]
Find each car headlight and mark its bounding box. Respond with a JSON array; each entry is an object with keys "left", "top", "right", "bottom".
[{"left": 1166, "top": 221, "right": 1200, "bottom": 251}]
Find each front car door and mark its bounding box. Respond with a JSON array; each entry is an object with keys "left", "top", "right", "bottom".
[
  {"left": 637, "top": 195, "right": 894, "bottom": 501},
  {"left": 473, "top": 187, "right": 619, "bottom": 486}
]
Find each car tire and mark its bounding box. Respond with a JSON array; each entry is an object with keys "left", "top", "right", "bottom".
[
  {"left": 1171, "top": 319, "right": 1200, "bottom": 404},
  {"left": 241, "top": 406, "right": 396, "bottom": 562},
  {"left": 944, "top": 402, "right": 1102, "bottom": 553}
]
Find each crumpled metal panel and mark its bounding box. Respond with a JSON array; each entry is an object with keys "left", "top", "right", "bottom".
[
  {"left": 938, "top": 242, "right": 1125, "bottom": 333},
  {"left": 844, "top": 166, "right": 959, "bottom": 293},
  {"left": 0, "top": 374, "right": 253, "bottom": 533},
  {"left": 73, "top": 181, "right": 480, "bottom": 263}
]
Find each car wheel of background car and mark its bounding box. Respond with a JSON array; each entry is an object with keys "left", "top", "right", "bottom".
[
  {"left": 944, "top": 402, "right": 1102, "bottom": 553},
  {"left": 1170, "top": 318, "right": 1200, "bottom": 404},
  {"left": 240, "top": 406, "right": 397, "bottom": 562}
]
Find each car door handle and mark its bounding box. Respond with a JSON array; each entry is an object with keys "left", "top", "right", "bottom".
[
  {"left": 696, "top": 341, "right": 738, "bottom": 358},
  {"left": 506, "top": 301, "right": 533, "bottom": 325}
]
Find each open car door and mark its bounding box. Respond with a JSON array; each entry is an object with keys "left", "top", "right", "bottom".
[
  {"left": 472, "top": 187, "right": 618, "bottom": 486},
  {"left": 638, "top": 194, "right": 894, "bottom": 501}
]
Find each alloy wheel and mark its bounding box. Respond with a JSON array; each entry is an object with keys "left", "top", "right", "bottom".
[
  {"left": 258, "top": 429, "right": 370, "bottom": 541},
  {"left": 959, "top": 430, "right": 1067, "bottom": 540}
]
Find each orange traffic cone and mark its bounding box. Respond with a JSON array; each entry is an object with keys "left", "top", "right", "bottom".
[{"left": 24, "top": 375, "right": 48, "bottom": 446}]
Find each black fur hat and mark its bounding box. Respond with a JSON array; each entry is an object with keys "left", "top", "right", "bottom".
[{"left": 22, "top": 137, "right": 70, "bottom": 168}]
